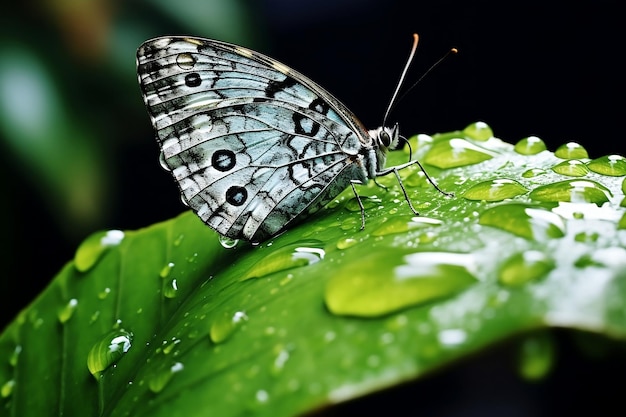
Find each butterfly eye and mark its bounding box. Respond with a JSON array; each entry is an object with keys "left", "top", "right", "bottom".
[{"left": 378, "top": 129, "right": 392, "bottom": 147}]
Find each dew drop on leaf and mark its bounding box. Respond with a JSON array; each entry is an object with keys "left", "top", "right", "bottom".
[
  {"left": 210, "top": 311, "right": 248, "bottom": 344},
  {"left": 522, "top": 168, "right": 548, "bottom": 178},
  {"left": 372, "top": 215, "right": 443, "bottom": 236},
  {"left": 479, "top": 204, "right": 565, "bottom": 240},
  {"left": 554, "top": 142, "right": 588, "bottom": 159},
  {"left": 148, "top": 361, "right": 184, "bottom": 393},
  {"left": 551, "top": 160, "right": 589, "bottom": 177},
  {"left": 587, "top": 155, "right": 626, "bottom": 176},
  {"left": 241, "top": 241, "right": 325, "bottom": 280},
  {"left": 498, "top": 251, "right": 555, "bottom": 286},
  {"left": 1, "top": 379, "right": 15, "bottom": 398},
  {"left": 529, "top": 180, "right": 611, "bottom": 205},
  {"left": 424, "top": 138, "right": 495, "bottom": 169},
  {"left": 517, "top": 333, "right": 555, "bottom": 381},
  {"left": 463, "top": 121, "right": 493, "bottom": 141},
  {"left": 336, "top": 237, "right": 358, "bottom": 250},
  {"left": 218, "top": 235, "right": 239, "bottom": 249},
  {"left": 514, "top": 136, "right": 546, "bottom": 155},
  {"left": 86, "top": 329, "right": 133, "bottom": 378},
  {"left": 325, "top": 251, "right": 477, "bottom": 317},
  {"left": 462, "top": 179, "right": 528, "bottom": 202},
  {"left": 57, "top": 298, "right": 78, "bottom": 324},
  {"left": 74, "top": 230, "right": 125, "bottom": 272}
]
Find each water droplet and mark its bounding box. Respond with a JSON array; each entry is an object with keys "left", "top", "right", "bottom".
[
  {"left": 87, "top": 329, "right": 133, "bottom": 377},
  {"left": 522, "top": 168, "right": 547, "bottom": 178},
  {"left": 437, "top": 329, "right": 467, "bottom": 346},
  {"left": 479, "top": 204, "right": 565, "bottom": 239},
  {"left": 158, "top": 151, "right": 172, "bottom": 171},
  {"left": 241, "top": 240, "right": 325, "bottom": 280},
  {"left": 57, "top": 298, "right": 78, "bottom": 324},
  {"left": 1, "top": 379, "right": 15, "bottom": 398},
  {"left": 517, "top": 333, "right": 555, "bottom": 381},
  {"left": 498, "top": 251, "right": 555, "bottom": 286},
  {"left": 336, "top": 237, "right": 358, "bottom": 249},
  {"left": 462, "top": 179, "right": 528, "bottom": 202},
  {"left": 159, "top": 262, "right": 175, "bottom": 278},
  {"left": 587, "top": 154, "right": 626, "bottom": 176},
  {"left": 173, "top": 234, "right": 185, "bottom": 247},
  {"left": 325, "top": 251, "right": 477, "bottom": 317},
  {"left": 463, "top": 121, "right": 493, "bottom": 141},
  {"left": 9, "top": 345, "right": 21, "bottom": 367},
  {"left": 551, "top": 159, "right": 589, "bottom": 177},
  {"left": 345, "top": 195, "right": 382, "bottom": 212},
  {"left": 164, "top": 279, "right": 179, "bottom": 298},
  {"left": 255, "top": 389, "right": 269, "bottom": 404},
  {"left": 514, "top": 136, "right": 546, "bottom": 155},
  {"left": 218, "top": 235, "right": 239, "bottom": 249},
  {"left": 210, "top": 311, "right": 248, "bottom": 343},
  {"left": 372, "top": 215, "right": 443, "bottom": 236},
  {"left": 271, "top": 346, "right": 291, "bottom": 375},
  {"left": 529, "top": 180, "right": 611, "bottom": 205},
  {"left": 554, "top": 142, "right": 588, "bottom": 159},
  {"left": 424, "top": 138, "right": 496, "bottom": 169},
  {"left": 148, "top": 361, "right": 184, "bottom": 393},
  {"left": 574, "top": 231, "right": 599, "bottom": 243},
  {"left": 74, "top": 230, "right": 125, "bottom": 272},
  {"left": 161, "top": 337, "right": 181, "bottom": 355},
  {"left": 98, "top": 287, "right": 111, "bottom": 300}
]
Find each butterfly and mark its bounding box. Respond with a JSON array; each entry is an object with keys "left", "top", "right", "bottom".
[{"left": 136, "top": 34, "right": 447, "bottom": 242}]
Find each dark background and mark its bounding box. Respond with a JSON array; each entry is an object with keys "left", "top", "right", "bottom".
[{"left": 0, "top": 0, "right": 624, "bottom": 413}]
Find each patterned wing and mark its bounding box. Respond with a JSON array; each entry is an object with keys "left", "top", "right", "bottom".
[{"left": 137, "top": 36, "right": 373, "bottom": 241}]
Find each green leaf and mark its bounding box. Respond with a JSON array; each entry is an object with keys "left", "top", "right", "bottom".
[{"left": 2, "top": 122, "right": 626, "bottom": 416}]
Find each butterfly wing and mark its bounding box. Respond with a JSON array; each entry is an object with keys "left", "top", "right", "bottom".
[{"left": 137, "top": 36, "right": 373, "bottom": 241}]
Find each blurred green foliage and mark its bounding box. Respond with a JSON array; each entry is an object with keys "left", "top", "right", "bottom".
[{"left": 0, "top": 0, "right": 263, "bottom": 324}]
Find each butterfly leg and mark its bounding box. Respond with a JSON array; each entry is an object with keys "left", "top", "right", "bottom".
[
  {"left": 350, "top": 181, "right": 367, "bottom": 230},
  {"left": 373, "top": 178, "right": 388, "bottom": 190},
  {"left": 377, "top": 159, "right": 454, "bottom": 198}
]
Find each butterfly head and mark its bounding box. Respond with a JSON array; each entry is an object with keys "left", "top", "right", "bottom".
[{"left": 369, "top": 123, "right": 402, "bottom": 168}]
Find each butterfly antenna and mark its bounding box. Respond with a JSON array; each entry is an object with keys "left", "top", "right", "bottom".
[
  {"left": 382, "top": 33, "right": 420, "bottom": 128},
  {"left": 392, "top": 46, "right": 458, "bottom": 111}
]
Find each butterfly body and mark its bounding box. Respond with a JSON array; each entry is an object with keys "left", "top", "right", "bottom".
[{"left": 137, "top": 36, "right": 406, "bottom": 241}]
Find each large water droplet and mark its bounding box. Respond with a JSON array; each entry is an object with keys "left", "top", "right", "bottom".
[
  {"left": 219, "top": 235, "right": 239, "bottom": 249},
  {"left": 87, "top": 329, "right": 133, "bottom": 377},
  {"left": 463, "top": 121, "right": 493, "bottom": 141},
  {"left": 9, "top": 345, "right": 21, "bottom": 367},
  {"left": 587, "top": 155, "right": 626, "bottom": 176},
  {"left": 158, "top": 151, "right": 172, "bottom": 171},
  {"left": 554, "top": 142, "right": 588, "bottom": 159},
  {"left": 148, "top": 361, "right": 184, "bottom": 393},
  {"left": 1, "top": 379, "right": 15, "bottom": 398},
  {"left": 522, "top": 168, "right": 547, "bottom": 178},
  {"left": 462, "top": 179, "right": 528, "bottom": 202},
  {"left": 57, "top": 298, "right": 78, "bottom": 324},
  {"left": 551, "top": 160, "right": 589, "bottom": 177},
  {"left": 424, "top": 138, "right": 495, "bottom": 169},
  {"left": 517, "top": 333, "right": 555, "bottom": 381},
  {"left": 498, "top": 251, "right": 555, "bottom": 286},
  {"left": 210, "top": 311, "right": 248, "bottom": 343},
  {"left": 514, "top": 136, "right": 546, "bottom": 155},
  {"left": 241, "top": 241, "right": 325, "bottom": 280},
  {"left": 336, "top": 237, "right": 358, "bottom": 250},
  {"left": 479, "top": 204, "right": 565, "bottom": 239},
  {"left": 372, "top": 215, "right": 443, "bottom": 236},
  {"left": 325, "top": 251, "right": 477, "bottom": 317},
  {"left": 74, "top": 230, "right": 124, "bottom": 272},
  {"left": 529, "top": 180, "right": 611, "bottom": 205}
]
